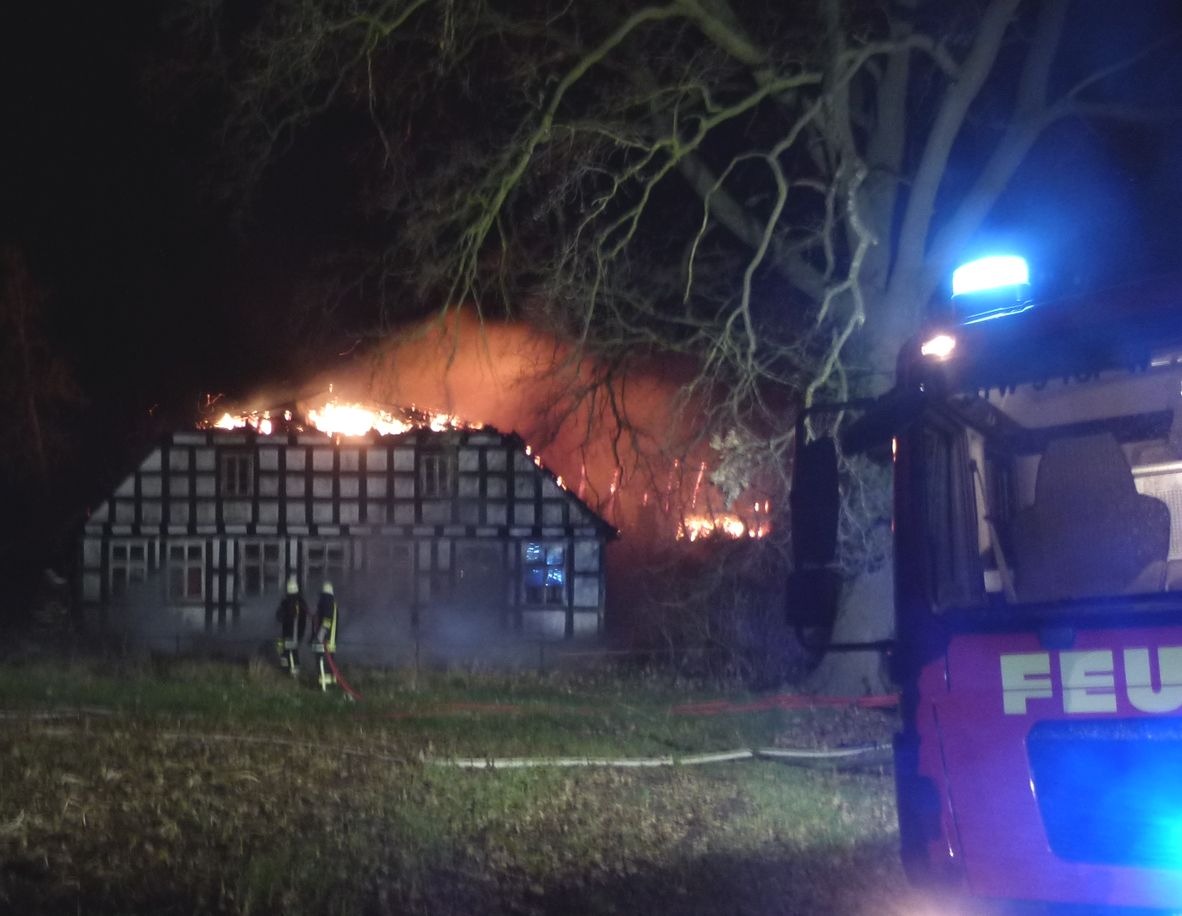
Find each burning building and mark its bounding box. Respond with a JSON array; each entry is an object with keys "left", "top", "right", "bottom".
[
  {"left": 79, "top": 308, "right": 779, "bottom": 657},
  {"left": 79, "top": 416, "right": 615, "bottom": 656}
]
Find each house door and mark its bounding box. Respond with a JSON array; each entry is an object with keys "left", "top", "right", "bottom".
[
  {"left": 361, "top": 539, "right": 413, "bottom": 623},
  {"left": 454, "top": 541, "right": 508, "bottom": 621}
]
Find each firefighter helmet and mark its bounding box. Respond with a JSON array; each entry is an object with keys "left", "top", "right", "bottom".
[
  {"left": 322, "top": 581, "right": 334, "bottom": 595},
  {"left": 286, "top": 577, "right": 299, "bottom": 595}
]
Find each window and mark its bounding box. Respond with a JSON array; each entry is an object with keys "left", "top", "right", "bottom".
[
  {"left": 366, "top": 538, "right": 412, "bottom": 576},
  {"left": 921, "top": 419, "right": 981, "bottom": 610},
  {"left": 916, "top": 355, "right": 1182, "bottom": 610},
  {"left": 303, "top": 539, "right": 348, "bottom": 587},
  {"left": 167, "top": 541, "right": 205, "bottom": 603},
  {"left": 420, "top": 450, "right": 456, "bottom": 498},
  {"left": 240, "top": 540, "right": 283, "bottom": 597},
  {"left": 221, "top": 451, "right": 254, "bottom": 497},
  {"left": 523, "top": 542, "right": 565, "bottom": 605},
  {"left": 109, "top": 540, "right": 150, "bottom": 598}
]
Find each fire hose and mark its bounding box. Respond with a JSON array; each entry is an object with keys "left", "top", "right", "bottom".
[
  {"left": 323, "top": 649, "right": 364, "bottom": 702},
  {"left": 429, "top": 743, "right": 891, "bottom": 769}
]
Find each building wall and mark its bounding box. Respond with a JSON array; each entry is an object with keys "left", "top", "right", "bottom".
[{"left": 81, "top": 429, "right": 611, "bottom": 646}]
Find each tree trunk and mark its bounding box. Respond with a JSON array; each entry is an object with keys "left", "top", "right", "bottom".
[{"left": 805, "top": 560, "right": 894, "bottom": 695}]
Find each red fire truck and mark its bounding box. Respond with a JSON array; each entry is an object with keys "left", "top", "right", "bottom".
[{"left": 792, "top": 260, "right": 1182, "bottom": 910}]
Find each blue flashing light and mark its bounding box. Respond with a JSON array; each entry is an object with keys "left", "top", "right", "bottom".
[
  {"left": 951, "top": 255, "right": 1030, "bottom": 297},
  {"left": 1029, "top": 719, "right": 1182, "bottom": 870}
]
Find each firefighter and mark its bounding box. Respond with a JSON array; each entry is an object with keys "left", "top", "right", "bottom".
[
  {"left": 275, "top": 577, "right": 309, "bottom": 677},
  {"left": 309, "top": 581, "right": 340, "bottom": 691}
]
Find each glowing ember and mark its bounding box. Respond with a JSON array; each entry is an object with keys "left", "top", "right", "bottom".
[{"left": 691, "top": 461, "right": 706, "bottom": 509}]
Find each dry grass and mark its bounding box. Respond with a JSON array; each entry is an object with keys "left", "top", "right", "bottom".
[{"left": 0, "top": 658, "right": 944, "bottom": 915}]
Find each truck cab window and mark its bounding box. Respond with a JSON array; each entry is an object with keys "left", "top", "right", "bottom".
[
  {"left": 924, "top": 357, "right": 1182, "bottom": 609},
  {"left": 920, "top": 417, "right": 984, "bottom": 610}
]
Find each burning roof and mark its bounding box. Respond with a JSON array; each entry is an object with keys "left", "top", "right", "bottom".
[
  {"left": 196, "top": 310, "right": 774, "bottom": 543},
  {"left": 199, "top": 393, "right": 474, "bottom": 440},
  {"left": 197, "top": 391, "right": 769, "bottom": 543}
]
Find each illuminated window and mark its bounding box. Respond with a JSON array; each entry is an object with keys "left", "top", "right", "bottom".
[
  {"left": 220, "top": 451, "right": 254, "bottom": 497},
  {"left": 240, "top": 540, "right": 283, "bottom": 597},
  {"left": 109, "top": 540, "right": 150, "bottom": 598},
  {"left": 420, "top": 450, "right": 456, "bottom": 498},
  {"left": 167, "top": 541, "right": 205, "bottom": 603},
  {"left": 523, "top": 542, "right": 565, "bottom": 605}
]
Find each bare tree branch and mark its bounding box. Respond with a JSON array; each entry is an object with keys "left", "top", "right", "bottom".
[{"left": 892, "top": 0, "right": 1022, "bottom": 311}]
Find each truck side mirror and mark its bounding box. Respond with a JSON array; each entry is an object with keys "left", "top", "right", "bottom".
[
  {"left": 786, "top": 566, "right": 841, "bottom": 630},
  {"left": 790, "top": 437, "right": 839, "bottom": 567},
  {"left": 788, "top": 436, "right": 840, "bottom": 633}
]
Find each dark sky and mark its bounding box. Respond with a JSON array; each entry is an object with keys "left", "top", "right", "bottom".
[
  {"left": 2, "top": 2, "right": 226, "bottom": 405},
  {"left": 2, "top": 1, "right": 1181, "bottom": 440},
  {"left": 972, "top": 0, "right": 1182, "bottom": 298}
]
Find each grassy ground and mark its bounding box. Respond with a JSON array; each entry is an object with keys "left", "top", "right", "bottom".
[{"left": 0, "top": 657, "right": 935, "bottom": 915}]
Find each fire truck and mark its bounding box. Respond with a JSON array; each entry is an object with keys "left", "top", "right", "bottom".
[{"left": 791, "top": 259, "right": 1182, "bottom": 910}]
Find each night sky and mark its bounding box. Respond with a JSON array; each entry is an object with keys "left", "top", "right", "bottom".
[
  {"left": 1, "top": 1, "right": 340, "bottom": 417},
  {"left": 2, "top": 2, "right": 1182, "bottom": 552}
]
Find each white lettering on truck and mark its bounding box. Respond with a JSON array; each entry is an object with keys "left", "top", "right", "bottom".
[
  {"left": 1000, "top": 647, "right": 1182, "bottom": 715},
  {"left": 1001, "top": 653, "right": 1053, "bottom": 714}
]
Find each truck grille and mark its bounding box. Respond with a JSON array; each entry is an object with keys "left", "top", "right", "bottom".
[{"left": 1028, "top": 719, "right": 1182, "bottom": 869}]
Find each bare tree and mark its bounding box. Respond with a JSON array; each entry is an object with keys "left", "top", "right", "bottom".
[
  {"left": 0, "top": 248, "right": 82, "bottom": 622},
  {"left": 176, "top": 0, "right": 1177, "bottom": 692},
  {"left": 0, "top": 248, "right": 78, "bottom": 486}
]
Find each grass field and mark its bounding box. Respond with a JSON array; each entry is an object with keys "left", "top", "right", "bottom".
[{"left": 0, "top": 657, "right": 940, "bottom": 915}]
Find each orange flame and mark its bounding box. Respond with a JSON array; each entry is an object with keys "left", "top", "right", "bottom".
[
  {"left": 201, "top": 393, "right": 477, "bottom": 440},
  {"left": 211, "top": 410, "right": 273, "bottom": 435},
  {"left": 676, "top": 504, "right": 772, "bottom": 542},
  {"left": 306, "top": 401, "right": 414, "bottom": 437},
  {"left": 198, "top": 391, "right": 771, "bottom": 541}
]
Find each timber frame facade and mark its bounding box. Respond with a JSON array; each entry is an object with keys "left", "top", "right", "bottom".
[{"left": 80, "top": 427, "right": 614, "bottom": 649}]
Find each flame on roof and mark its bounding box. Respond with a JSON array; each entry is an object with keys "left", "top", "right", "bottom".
[
  {"left": 199, "top": 393, "right": 477, "bottom": 440},
  {"left": 198, "top": 391, "right": 769, "bottom": 543}
]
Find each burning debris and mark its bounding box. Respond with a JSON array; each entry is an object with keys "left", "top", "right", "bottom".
[
  {"left": 306, "top": 400, "right": 472, "bottom": 437},
  {"left": 209, "top": 409, "right": 282, "bottom": 436},
  {"left": 199, "top": 393, "right": 476, "bottom": 441},
  {"left": 677, "top": 510, "right": 770, "bottom": 542}
]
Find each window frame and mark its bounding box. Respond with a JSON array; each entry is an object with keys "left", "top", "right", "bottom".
[
  {"left": 166, "top": 540, "right": 206, "bottom": 604},
  {"left": 109, "top": 539, "right": 151, "bottom": 598},
  {"left": 303, "top": 539, "right": 349, "bottom": 588},
  {"left": 239, "top": 539, "right": 284, "bottom": 598},
  {"left": 419, "top": 450, "right": 456, "bottom": 498},
  {"left": 522, "top": 541, "right": 567, "bottom": 607},
  {"left": 220, "top": 450, "right": 254, "bottom": 498}
]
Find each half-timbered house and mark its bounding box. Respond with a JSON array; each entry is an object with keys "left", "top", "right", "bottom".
[{"left": 79, "top": 426, "right": 614, "bottom": 654}]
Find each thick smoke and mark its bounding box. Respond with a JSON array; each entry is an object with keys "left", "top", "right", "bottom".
[{"left": 304, "top": 310, "right": 742, "bottom": 534}]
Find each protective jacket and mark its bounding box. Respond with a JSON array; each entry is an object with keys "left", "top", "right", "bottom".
[
  {"left": 276, "top": 593, "right": 309, "bottom": 642},
  {"left": 311, "top": 593, "right": 338, "bottom": 652}
]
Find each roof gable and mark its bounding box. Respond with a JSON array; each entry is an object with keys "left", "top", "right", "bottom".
[{"left": 85, "top": 426, "right": 615, "bottom": 539}]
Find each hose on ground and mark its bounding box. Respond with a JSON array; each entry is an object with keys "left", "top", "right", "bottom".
[
  {"left": 324, "top": 650, "right": 364, "bottom": 701},
  {"left": 428, "top": 742, "right": 891, "bottom": 769}
]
